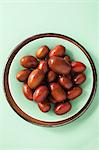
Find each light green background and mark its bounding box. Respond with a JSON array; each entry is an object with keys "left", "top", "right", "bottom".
[{"left": 0, "top": 0, "right": 99, "bottom": 150}]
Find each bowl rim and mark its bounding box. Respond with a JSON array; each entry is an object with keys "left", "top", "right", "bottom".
[{"left": 3, "top": 33, "right": 97, "bottom": 127}]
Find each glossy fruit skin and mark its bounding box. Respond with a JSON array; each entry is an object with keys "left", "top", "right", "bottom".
[
  {"left": 38, "top": 101, "right": 51, "bottom": 112},
  {"left": 38, "top": 60, "right": 48, "bottom": 74},
  {"left": 67, "top": 87, "right": 82, "bottom": 100},
  {"left": 33, "top": 85, "right": 49, "bottom": 103},
  {"left": 16, "top": 69, "right": 31, "bottom": 82},
  {"left": 49, "top": 45, "right": 65, "bottom": 57},
  {"left": 20, "top": 55, "right": 38, "bottom": 68},
  {"left": 74, "top": 73, "right": 86, "bottom": 85},
  {"left": 36, "top": 45, "right": 49, "bottom": 59},
  {"left": 16, "top": 44, "right": 87, "bottom": 116},
  {"left": 23, "top": 83, "right": 33, "bottom": 100},
  {"left": 59, "top": 76, "right": 73, "bottom": 90},
  {"left": 71, "top": 61, "right": 86, "bottom": 73},
  {"left": 47, "top": 70, "right": 56, "bottom": 82},
  {"left": 50, "top": 83, "right": 66, "bottom": 102},
  {"left": 49, "top": 95, "right": 57, "bottom": 103},
  {"left": 28, "top": 69, "right": 45, "bottom": 89},
  {"left": 54, "top": 102, "right": 72, "bottom": 115},
  {"left": 48, "top": 56, "right": 71, "bottom": 75}
]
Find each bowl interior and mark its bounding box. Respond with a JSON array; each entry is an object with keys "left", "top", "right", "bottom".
[{"left": 9, "top": 37, "right": 93, "bottom": 122}]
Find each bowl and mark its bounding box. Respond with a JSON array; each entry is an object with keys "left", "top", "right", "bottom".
[{"left": 3, "top": 33, "right": 97, "bottom": 127}]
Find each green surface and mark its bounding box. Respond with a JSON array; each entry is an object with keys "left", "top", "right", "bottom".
[{"left": 0, "top": 0, "right": 99, "bottom": 150}]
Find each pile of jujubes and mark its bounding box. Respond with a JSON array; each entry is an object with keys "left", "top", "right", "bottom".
[{"left": 16, "top": 45, "right": 86, "bottom": 115}]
